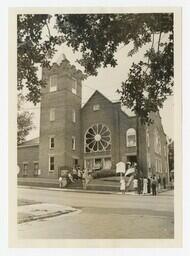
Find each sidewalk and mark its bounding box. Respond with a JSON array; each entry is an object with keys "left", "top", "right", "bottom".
[
  {"left": 18, "top": 202, "right": 80, "bottom": 224},
  {"left": 18, "top": 185, "right": 172, "bottom": 196}
]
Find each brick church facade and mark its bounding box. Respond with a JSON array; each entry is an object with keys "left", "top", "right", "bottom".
[{"left": 17, "top": 58, "right": 169, "bottom": 181}]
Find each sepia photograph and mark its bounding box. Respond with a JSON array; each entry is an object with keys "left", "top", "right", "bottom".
[{"left": 8, "top": 7, "right": 182, "bottom": 248}]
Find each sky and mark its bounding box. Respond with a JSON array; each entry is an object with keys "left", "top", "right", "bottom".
[{"left": 21, "top": 20, "right": 174, "bottom": 141}]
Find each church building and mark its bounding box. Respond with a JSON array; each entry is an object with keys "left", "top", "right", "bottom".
[{"left": 17, "top": 58, "right": 169, "bottom": 182}]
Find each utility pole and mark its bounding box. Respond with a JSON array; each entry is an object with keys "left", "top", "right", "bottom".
[
  {"left": 135, "top": 99, "right": 140, "bottom": 179},
  {"left": 136, "top": 114, "right": 140, "bottom": 178}
]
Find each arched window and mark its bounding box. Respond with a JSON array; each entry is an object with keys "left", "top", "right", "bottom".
[
  {"left": 126, "top": 128, "right": 136, "bottom": 147},
  {"left": 146, "top": 128, "right": 150, "bottom": 147},
  {"left": 85, "top": 124, "right": 111, "bottom": 153},
  {"left": 154, "top": 129, "right": 158, "bottom": 153},
  {"left": 154, "top": 128, "right": 161, "bottom": 154}
]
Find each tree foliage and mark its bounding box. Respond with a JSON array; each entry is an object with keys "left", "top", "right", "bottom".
[
  {"left": 17, "top": 94, "right": 34, "bottom": 145},
  {"left": 17, "top": 14, "right": 63, "bottom": 104},
  {"left": 17, "top": 13, "right": 173, "bottom": 121}
]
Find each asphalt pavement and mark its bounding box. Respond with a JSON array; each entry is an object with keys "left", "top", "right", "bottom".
[{"left": 17, "top": 187, "right": 174, "bottom": 239}]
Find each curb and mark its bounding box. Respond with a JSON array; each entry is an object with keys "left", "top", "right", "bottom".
[
  {"left": 18, "top": 185, "right": 172, "bottom": 196},
  {"left": 18, "top": 185, "right": 117, "bottom": 195}
]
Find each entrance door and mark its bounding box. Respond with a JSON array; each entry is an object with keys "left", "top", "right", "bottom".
[
  {"left": 104, "top": 158, "right": 112, "bottom": 169},
  {"left": 127, "top": 155, "right": 137, "bottom": 166},
  {"left": 94, "top": 158, "right": 102, "bottom": 170},
  {"left": 73, "top": 158, "right": 78, "bottom": 168},
  {"left": 23, "top": 163, "right": 28, "bottom": 176},
  {"left": 85, "top": 159, "right": 93, "bottom": 170}
]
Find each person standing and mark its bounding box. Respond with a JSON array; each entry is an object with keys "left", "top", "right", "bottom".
[
  {"left": 147, "top": 177, "right": 151, "bottom": 194},
  {"left": 77, "top": 167, "right": 82, "bottom": 180},
  {"left": 58, "top": 176, "right": 63, "bottom": 188},
  {"left": 82, "top": 168, "right": 88, "bottom": 189},
  {"left": 158, "top": 175, "right": 161, "bottom": 192},
  {"left": 163, "top": 176, "right": 166, "bottom": 189},
  {"left": 133, "top": 177, "right": 138, "bottom": 194},
  {"left": 72, "top": 167, "right": 78, "bottom": 181},
  {"left": 143, "top": 177, "right": 148, "bottom": 194},
  {"left": 120, "top": 177, "right": 126, "bottom": 195},
  {"left": 68, "top": 172, "right": 74, "bottom": 183},
  {"left": 151, "top": 175, "right": 157, "bottom": 196},
  {"left": 137, "top": 177, "right": 142, "bottom": 195}
]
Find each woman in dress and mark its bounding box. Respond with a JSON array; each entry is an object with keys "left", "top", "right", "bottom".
[
  {"left": 133, "top": 177, "right": 138, "bottom": 194},
  {"left": 143, "top": 177, "right": 148, "bottom": 194},
  {"left": 120, "top": 177, "right": 126, "bottom": 195}
]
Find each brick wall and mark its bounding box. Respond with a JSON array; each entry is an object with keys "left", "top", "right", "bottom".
[
  {"left": 39, "top": 61, "right": 82, "bottom": 178},
  {"left": 17, "top": 145, "right": 39, "bottom": 177},
  {"left": 81, "top": 91, "right": 137, "bottom": 169},
  {"left": 144, "top": 112, "right": 169, "bottom": 181}
]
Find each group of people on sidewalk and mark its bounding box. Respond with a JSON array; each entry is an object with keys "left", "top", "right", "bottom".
[
  {"left": 120, "top": 163, "right": 167, "bottom": 196},
  {"left": 58, "top": 166, "right": 92, "bottom": 189},
  {"left": 120, "top": 174, "right": 166, "bottom": 196}
]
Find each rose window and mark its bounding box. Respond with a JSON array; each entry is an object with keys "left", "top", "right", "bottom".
[{"left": 85, "top": 124, "right": 111, "bottom": 152}]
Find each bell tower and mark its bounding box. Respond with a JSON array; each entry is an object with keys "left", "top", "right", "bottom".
[{"left": 39, "top": 57, "right": 84, "bottom": 178}]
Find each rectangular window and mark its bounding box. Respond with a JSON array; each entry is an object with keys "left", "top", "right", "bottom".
[
  {"left": 49, "top": 156, "right": 55, "bottom": 172},
  {"left": 94, "top": 158, "right": 103, "bottom": 170},
  {"left": 159, "top": 141, "right": 161, "bottom": 155},
  {"left": 160, "top": 160, "right": 162, "bottom": 173},
  {"left": 126, "top": 129, "right": 136, "bottom": 147},
  {"left": 49, "top": 75, "right": 57, "bottom": 92},
  {"left": 93, "top": 104, "right": 100, "bottom": 111},
  {"left": 72, "top": 136, "right": 76, "bottom": 150},
  {"left": 49, "top": 137, "right": 55, "bottom": 149},
  {"left": 72, "top": 109, "right": 76, "bottom": 123},
  {"left": 104, "top": 157, "right": 112, "bottom": 170},
  {"left": 164, "top": 146, "right": 167, "bottom": 157},
  {"left": 34, "top": 162, "right": 39, "bottom": 176},
  {"left": 50, "top": 108, "right": 55, "bottom": 121},
  {"left": 71, "top": 78, "right": 77, "bottom": 94},
  {"left": 146, "top": 131, "right": 150, "bottom": 147},
  {"left": 156, "top": 159, "right": 162, "bottom": 173},
  {"left": 155, "top": 159, "right": 158, "bottom": 173},
  {"left": 73, "top": 158, "right": 78, "bottom": 167},
  {"left": 23, "top": 163, "right": 28, "bottom": 176},
  {"left": 158, "top": 159, "right": 160, "bottom": 173},
  {"left": 127, "top": 135, "right": 136, "bottom": 147},
  {"left": 147, "top": 152, "right": 151, "bottom": 168}
]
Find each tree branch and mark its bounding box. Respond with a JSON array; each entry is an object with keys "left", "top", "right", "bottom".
[
  {"left": 157, "top": 31, "right": 162, "bottom": 52},
  {"left": 151, "top": 33, "right": 155, "bottom": 49},
  {"left": 46, "top": 20, "right": 51, "bottom": 38},
  {"left": 144, "top": 33, "right": 155, "bottom": 74}
]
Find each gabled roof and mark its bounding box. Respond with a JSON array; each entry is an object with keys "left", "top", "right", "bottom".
[
  {"left": 82, "top": 90, "right": 114, "bottom": 109},
  {"left": 18, "top": 137, "right": 39, "bottom": 147},
  {"left": 82, "top": 90, "right": 133, "bottom": 119}
]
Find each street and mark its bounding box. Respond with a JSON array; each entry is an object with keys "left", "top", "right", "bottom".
[{"left": 18, "top": 187, "right": 174, "bottom": 239}]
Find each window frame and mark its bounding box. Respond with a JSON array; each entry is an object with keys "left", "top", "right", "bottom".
[
  {"left": 72, "top": 136, "right": 76, "bottom": 150},
  {"left": 49, "top": 155, "right": 55, "bottom": 172},
  {"left": 71, "top": 78, "right": 77, "bottom": 95},
  {"left": 23, "top": 162, "right": 28, "bottom": 176},
  {"left": 72, "top": 109, "right": 76, "bottom": 123},
  {"left": 164, "top": 145, "right": 167, "bottom": 157},
  {"left": 49, "top": 74, "right": 58, "bottom": 92},
  {"left": 146, "top": 129, "right": 150, "bottom": 147},
  {"left": 126, "top": 128, "right": 136, "bottom": 147},
  {"left": 33, "top": 161, "right": 39, "bottom": 176},
  {"left": 160, "top": 159, "right": 162, "bottom": 173},
  {"left": 49, "top": 136, "right": 55, "bottom": 149},
  {"left": 93, "top": 104, "right": 100, "bottom": 111},
  {"left": 155, "top": 158, "right": 158, "bottom": 173},
  {"left": 84, "top": 124, "right": 111, "bottom": 153},
  {"left": 50, "top": 108, "right": 55, "bottom": 122},
  {"left": 147, "top": 152, "right": 151, "bottom": 168}
]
